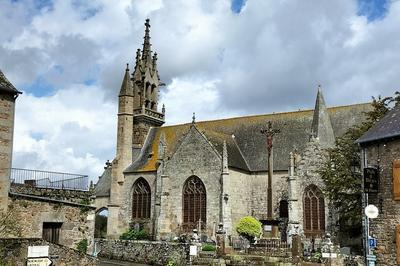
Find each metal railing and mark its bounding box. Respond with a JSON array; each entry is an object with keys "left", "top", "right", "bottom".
[
  {"left": 249, "top": 239, "right": 291, "bottom": 257},
  {"left": 10, "top": 168, "right": 89, "bottom": 191}
]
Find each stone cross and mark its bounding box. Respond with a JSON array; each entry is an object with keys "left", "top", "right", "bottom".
[{"left": 261, "top": 121, "right": 280, "bottom": 219}]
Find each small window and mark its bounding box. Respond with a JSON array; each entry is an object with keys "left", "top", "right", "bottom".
[{"left": 42, "top": 222, "right": 62, "bottom": 244}]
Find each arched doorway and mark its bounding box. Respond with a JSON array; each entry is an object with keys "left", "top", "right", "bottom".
[
  {"left": 303, "top": 185, "right": 325, "bottom": 237},
  {"left": 279, "top": 199, "right": 289, "bottom": 241},
  {"left": 94, "top": 208, "right": 108, "bottom": 238},
  {"left": 132, "top": 178, "right": 151, "bottom": 220},
  {"left": 182, "top": 176, "right": 206, "bottom": 232}
]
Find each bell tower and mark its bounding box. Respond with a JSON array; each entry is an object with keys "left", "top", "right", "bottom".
[
  {"left": 108, "top": 19, "right": 165, "bottom": 238},
  {"left": 131, "top": 19, "right": 165, "bottom": 149}
]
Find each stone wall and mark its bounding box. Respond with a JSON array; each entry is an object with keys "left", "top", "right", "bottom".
[
  {"left": 286, "top": 139, "right": 332, "bottom": 250},
  {"left": 0, "top": 93, "right": 15, "bottom": 212},
  {"left": 0, "top": 238, "right": 97, "bottom": 265},
  {"left": 7, "top": 194, "right": 95, "bottom": 253},
  {"left": 158, "top": 126, "right": 222, "bottom": 239},
  {"left": 229, "top": 169, "right": 252, "bottom": 232},
  {"left": 10, "top": 184, "right": 93, "bottom": 204},
  {"left": 96, "top": 239, "right": 189, "bottom": 266},
  {"left": 119, "top": 172, "right": 156, "bottom": 236},
  {"left": 364, "top": 138, "right": 400, "bottom": 265}
]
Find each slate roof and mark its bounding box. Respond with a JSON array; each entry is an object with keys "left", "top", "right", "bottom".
[
  {"left": 95, "top": 167, "right": 111, "bottom": 197},
  {"left": 0, "top": 70, "right": 21, "bottom": 95},
  {"left": 125, "top": 103, "right": 371, "bottom": 173},
  {"left": 356, "top": 105, "right": 400, "bottom": 145}
]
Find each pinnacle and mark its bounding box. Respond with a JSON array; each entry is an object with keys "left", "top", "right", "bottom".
[
  {"left": 311, "top": 85, "right": 335, "bottom": 147},
  {"left": 119, "top": 64, "right": 133, "bottom": 97}
]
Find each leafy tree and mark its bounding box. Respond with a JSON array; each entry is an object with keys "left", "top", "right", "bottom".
[
  {"left": 319, "top": 95, "right": 395, "bottom": 245},
  {"left": 235, "top": 216, "right": 262, "bottom": 242}
]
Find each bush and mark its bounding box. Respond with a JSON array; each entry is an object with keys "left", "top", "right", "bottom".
[
  {"left": 202, "top": 243, "right": 216, "bottom": 251},
  {"left": 235, "top": 216, "right": 262, "bottom": 242},
  {"left": 119, "top": 228, "right": 149, "bottom": 240},
  {"left": 76, "top": 238, "right": 88, "bottom": 255}
]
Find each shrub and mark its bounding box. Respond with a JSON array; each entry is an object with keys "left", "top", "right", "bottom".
[
  {"left": 76, "top": 238, "right": 88, "bottom": 255},
  {"left": 235, "top": 216, "right": 262, "bottom": 242},
  {"left": 119, "top": 228, "right": 149, "bottom": 240},
  {"left": 202, "top": 243, "right": 216, "bottom": 251}
]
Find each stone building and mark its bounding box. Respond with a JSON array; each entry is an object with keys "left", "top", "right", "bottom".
[
  {"left": 0, "top": 70, "right": 21, "bottom": 212},
  {"left": 95, "top": 19, "right": 370, "bottom": 243},
  {"left": 0, "top": 69, "right": 95, "bottom": 253},
  {"left": 357, "top": 105, "right": 400, "bottom": 265}
]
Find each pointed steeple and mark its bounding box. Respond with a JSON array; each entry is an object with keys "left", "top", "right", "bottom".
[
  {"left": 119, "top": 63, "right": 133, "bottom": 97},
  {"left": 311, "top": 85, "right": 335, "bottom": 147},
  {"left": 142, "top": 18, "right": 152, "bottom": 64}
]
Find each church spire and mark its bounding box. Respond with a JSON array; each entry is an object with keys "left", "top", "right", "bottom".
[
  {"left": 142, "top": 18, "right": 152, "bottom": 63},
  {"left": 119, "top": 63, "right": 133, "bottom": 97},
  {"left": 311, "top": 85, "right": 335, "bottom": 147}
]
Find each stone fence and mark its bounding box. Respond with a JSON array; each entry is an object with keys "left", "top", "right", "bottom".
[
  {"left": 95, "top": 239, "right": 189, "bottom": 265},
  {"left": 10, "top": 183, "right": 93, "bottom": 204},
  {"left": 0, "top": 238, "right": 98, "bottom": 265}
]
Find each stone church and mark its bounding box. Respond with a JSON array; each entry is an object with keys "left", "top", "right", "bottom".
[{"left": 94, "top": 19, "right": 370, "bottom": 243}]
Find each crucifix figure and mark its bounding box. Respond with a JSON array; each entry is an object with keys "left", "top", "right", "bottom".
[{"left": 261, "top": 121, "right": 280, "bottom": 220}]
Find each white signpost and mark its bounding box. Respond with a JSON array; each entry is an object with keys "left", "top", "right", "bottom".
[
  {"left": 27, "top": 257, "right": 52, "bottom": 266},
  {"left": 28, "top": 246, "right": 49, "bottom": 258},
  {"left": 27, "top": 246, "right": 52, "bottom": 266},
  {"left": 365, "top": 204, "right": 379, "bottom": 219}
]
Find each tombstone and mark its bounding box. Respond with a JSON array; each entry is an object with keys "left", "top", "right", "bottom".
[
  {"left": 216, "top": 223, "right": 226, "bottom": 256},
  {"left": 291, "top": 235, "right": 301, "bottom": 263}
]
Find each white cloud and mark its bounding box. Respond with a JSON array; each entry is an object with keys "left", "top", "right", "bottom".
[
  {"left": 13, "top": 85, "right": 116, "bottom": 181},
  {"left": 1, "top": 0, "right": 400, "bottom": 179},
  {"left": 161, "top": 76, "right": 239, "bottom": 125}
]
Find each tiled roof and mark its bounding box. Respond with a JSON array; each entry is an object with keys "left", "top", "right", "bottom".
[
  {"left": 0, "top": 70, "right": 21, "bottom": 95},
  {"left": 125, "top": 103, "right": 371, "bottom": 173},
  {"left": 95, "top": 167, "right": 111, "bottom": 197},
  {"left": 357, "top": 105, "right": 400, "bottom": 144}
]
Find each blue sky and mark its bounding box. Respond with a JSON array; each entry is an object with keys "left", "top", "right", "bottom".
[{"left": 1, "top": 0, "right": 400, "bottom": 180}]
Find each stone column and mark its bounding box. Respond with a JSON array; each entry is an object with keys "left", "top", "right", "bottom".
[
  {"left": 287, "top": 152, "right": 301, "bottom": 242},
  {"left": 221, "top": 141, "right": 232, "bottom": 237}
]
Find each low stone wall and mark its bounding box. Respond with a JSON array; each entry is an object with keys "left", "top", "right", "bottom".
[
  {"left": 10, "top": 184, "right": 93, "bottom": 204},
  {"left": 96, "top": 239, "right": 189, "bottom": 265},
  {"left": 0, "top": 238, "right": 98, "bottom": 266}
]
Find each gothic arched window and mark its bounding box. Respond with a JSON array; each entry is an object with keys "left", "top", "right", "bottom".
[
  {"left": 303, "top": 185, "right": 325, "bottom": 237},
  {"left": 182, "top": 176, "right": 206, "bottom": 231},
  {"left": 132, "top": 178, "right": 151, "bottom": 219}
]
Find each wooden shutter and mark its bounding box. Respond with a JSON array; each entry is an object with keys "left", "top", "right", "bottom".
[
  {"left": 393, "top": 160, "right": 400, "bottom": 200},
  {"left": 396, "top": 225, "right": 400, "bottom": 265}
]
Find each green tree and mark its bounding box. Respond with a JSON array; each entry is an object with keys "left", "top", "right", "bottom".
[
  {"left": 319, "top": 95, "right": 394, "bottom": 245},
  {"left": 235, "top": 216, "right": 262, "bottom": 242}
]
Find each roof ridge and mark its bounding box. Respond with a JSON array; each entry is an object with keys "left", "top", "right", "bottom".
[{"left": 161, "top": 102, "right": 371, "bottom": 128}]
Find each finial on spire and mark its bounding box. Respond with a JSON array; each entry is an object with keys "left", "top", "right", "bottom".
[
  {"left": 162, "top": 104, "right": 165, "bottom": 114},
  {"left": 136, "top": 49, "right": 141, "bottom": 61},
  {"left": 192, "top": 112, "right": 196, "bottom": 124},
  {"left": 152, "top": 52, "right": 158, "bottom": 68},
  {"left": 126, "top": 63, "right": 129, "bottom": 71},
  {"left": 317, "top": 84, "right": 322, "bottom": 92}
]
